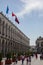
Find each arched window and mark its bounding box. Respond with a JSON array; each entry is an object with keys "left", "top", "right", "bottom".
[
  {"left": 5, "top": 41, "right": 7, "bottom": 55},
  {"left": 2, "top": 39, "right": 4, "bottom": 56},
  {"left": 2, "top": 21, "right": 5, "bottom": 35},
  {"left": 6, "top": 23, "right": 8, "bottom": 36},
  {"left": 0, "top": 39, "right": 1, "bottom": 51},
  {"left": 8, "top": 41, "right": 10, "bottom": 52},
  {"left": 41, "top": 42, "right": 43, "bottom": 47},
  {"left": 8, "top": 26, "right": 10, "bottom": 38},
  {"left": 0, "top": 18, "right": 2, "bottom": 34},
  {"left": 11, "top": 28, "right": 12, "bottom": 39}
]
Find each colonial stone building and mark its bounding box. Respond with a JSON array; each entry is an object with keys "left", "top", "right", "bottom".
[
  {"left": 36, "top": 36, "right": 43, "bottom": 53},
  {"left": 30, "top": 45, "right": 37, "bottom": 53},
  {"left": 0, "top": 12, "right": 30, "bottom": 57}
]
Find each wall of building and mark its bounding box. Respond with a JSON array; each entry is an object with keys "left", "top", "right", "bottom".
[
  {"left": 36, "top": 36, "right": 43, "bottom": 53},
  {"left": 0, "top": 12, "right": 30, "bottom": 57}
]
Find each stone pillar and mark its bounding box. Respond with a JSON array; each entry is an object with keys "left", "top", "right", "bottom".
[{"left": 0, "top": 38, "right": 1, "bottom": 52}]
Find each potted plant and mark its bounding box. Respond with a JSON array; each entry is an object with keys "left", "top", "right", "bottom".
[
  {"left": 25, "top": 52, "right": 28, "bottom": 58},
  {"left": 18, "top": 52, "right": 22, "bottom": 61},
  {"left": 12, "top": 53, "right": 16, "bottom": 62},
  {"left": 5, "top": 52, "right": 12, "bottom": 65},
  {"left": 0, "top": 53, "right": 3, "bottom": 65}
]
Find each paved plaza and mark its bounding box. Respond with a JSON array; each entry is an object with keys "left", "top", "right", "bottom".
[{"left": 2, "top": 54, "right": 43, "bottom": 65}]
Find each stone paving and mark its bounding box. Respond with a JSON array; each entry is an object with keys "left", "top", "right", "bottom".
[{"left": 2, "top": 54, "right": 43, "bottom": 65}]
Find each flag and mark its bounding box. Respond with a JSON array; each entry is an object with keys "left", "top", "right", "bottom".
[
  {"left": 6, "top": 6, "right": 9, "bottom": 14},
  {"left": 15, "top": 16, "right": 19, "bottom": 24},
  {"left": 12, "top": 12, "right": 19, "bottom": 24},
  {"left": 12, "top": 12, "right": 16, "bottom": 16}
]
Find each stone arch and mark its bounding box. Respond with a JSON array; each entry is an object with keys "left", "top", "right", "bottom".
[
  {"left": 5, "top": 23, "right": 8, "bottom": 36},
  {"left": 5, "top": 40, "right": 8, "bottom": 56},
  {"left": 0, "top": 38, "right": 1, "bottom": 52},
  {"left": 8, "top": 40, "right": 11, "bottom": 53},
  {"left": 2, "top": 21, "right": 5, "bottom": 35},
  {"left": 2, "top": 39, "right": 5, "bottom": 57},
  {"left": 0, "top": 18, "right": 2, "bottom": 34}
]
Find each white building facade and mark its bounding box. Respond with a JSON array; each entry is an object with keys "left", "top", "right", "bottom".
[{"left": 0, "top": 12, "right": 30, "bottom": 57}]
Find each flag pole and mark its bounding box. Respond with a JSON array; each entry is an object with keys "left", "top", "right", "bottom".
[
  {"left": 6, "top": 6, "right": 9, "bottom": 19},
  {"left": 14, "top": 16, "right": 20, "bottom": 54},
  {"left": 14, "top": 16, "right": 17, "bottom": 54},
  {"left": 12, "top": 12, "right": 19, "bottom": 54}
]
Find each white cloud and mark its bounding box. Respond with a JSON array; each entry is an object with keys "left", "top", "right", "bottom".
[{"left": 16, "top": 0, "right": 43, "bottom": 17}]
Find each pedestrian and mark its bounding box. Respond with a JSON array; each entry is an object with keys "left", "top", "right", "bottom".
[
  {"left": 21, "top": 55, "right": 24, "bottom": 65},
  {"left": 28, "top": 55, "right": 31, "bottom": 65},
  {"left": 15, "top": 54, "right": 18, "bottom": 64},
  {"left": 35, "top": 53, "right": 38, "bottom": 59},
  {"left": 26, "top": 56, "right": 29, "bottom": 65},
  {"left": 16, "top": 57, "right": 18, "bottom": 64}
]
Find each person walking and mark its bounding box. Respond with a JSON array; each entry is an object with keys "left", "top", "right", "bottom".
[
  {"left": 26, "top": 56, "right": 29, "bottom": 65},
  {"left": 15, "top": 57, "right": 18, "bottom": 64},
  {"left": 28, "top": 55, "right": 31, "bottom": 65},
  {"left": 21, "top": 55, "right": 24, "bottom": 65},
  {"left": 35, "top": 53, "right": 38, "bottom": 59},
  {"left": 15, "top": 54, "right": 18, "bottom": 64}
]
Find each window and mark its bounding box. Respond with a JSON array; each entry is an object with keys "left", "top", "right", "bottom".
[
  {"left": 6, "top": 23, "right": 8, "bottom": 36},
  {"left": 5, "top": 41, "right": 7, "bottom": 55},
  {"left": 8, "top": 26, "right": 10, "bottom": 38},
  {"left": 0, "top": 18, "right": 1, "bottom": 34},
  {"left": 0, "top": 39, "right": 1, "bottom": 51},
  {"left": 2, "top": 21, "right": 5, "bottom": 35},
  {"left": 2, "top": 40, "right": 4, "bottom": 55},
  {"left": 11, "top": 28, "right": 12, "bottom": 39},
  {"left": 41, "top": 42, "right": 43, "bottom": 46}
]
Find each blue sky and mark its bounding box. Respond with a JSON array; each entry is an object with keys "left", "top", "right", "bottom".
[{"left": 0, "top": 0, "right": 43, "bottom": 45}]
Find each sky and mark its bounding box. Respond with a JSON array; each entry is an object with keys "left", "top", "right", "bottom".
[{"left": 0, "top": 0, "right": 43, "bottom": 45}]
